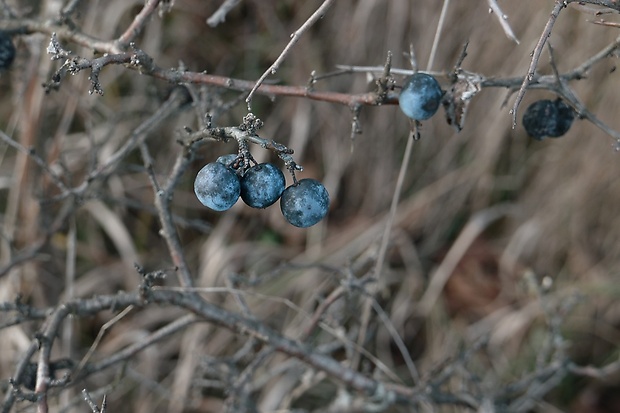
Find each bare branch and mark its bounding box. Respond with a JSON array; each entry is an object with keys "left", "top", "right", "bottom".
[
  {"left": 245, "top": 0, "right": 336, "bottom": 110},
  {"left": 511, "top": 0, "right": 566, "bottom": 128},
  {"left": 487, "top": 0, "right": 520, "bottom": 44},
  {"left": 206, "top": 0, "right": 242, "bottom": 27},
  {"left": 116, "top": 0, "right": 162, "bottom": 50}
]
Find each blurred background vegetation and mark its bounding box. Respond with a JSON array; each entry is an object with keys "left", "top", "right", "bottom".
[{"left": 1, "top": 1, "right": 620, "bottom": 412}]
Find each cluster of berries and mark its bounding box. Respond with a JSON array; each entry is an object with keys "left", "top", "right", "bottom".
[{"left": 194, "top": 155, "right": 330, "bottom": 228}]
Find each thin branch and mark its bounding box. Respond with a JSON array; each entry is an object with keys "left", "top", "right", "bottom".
[
  {"left": 0, "top": 129, "right": 68, "bottom": 192},
  {"left": 82, "top": 389, "right": 99, "bottom": 413},
  {"left": 487, "top": 0, "right": 520, "bottom": 44},
  {"left": 427, "top": 0, "right": 451, "bottom": 71},
  {"left": 353, "top": 125, "right": 419, "bottom": 373},
  {"left": 511, "top": 0, "right": 566, "bottom": 127},
  {"left": 245, "top": 0, "right": 335, "bottom": 110},
  {"left": 75, "top": 314, "right": 197, "bottom": 381},
  {"left": 206, "top": 0, "right": 241, "bottom": 27},
  {"left": 139, "top": 142, "right": 195, "bottom": 289},
  {"left": 116, "top": 0, "right": 162, "bottom": 50}
]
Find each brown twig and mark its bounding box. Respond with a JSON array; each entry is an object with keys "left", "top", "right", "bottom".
[
  {"left": 511, "top": 0, "right": 566, "bottom": 128},
  {"left": 116, "top": 0, "right": 162, "bottom": 50},
  {"left": 206, "top": 0, "right": 242, "bottom": 27},
  {"left": 245, "top": 0, "right": 336, "bottom": 110}
]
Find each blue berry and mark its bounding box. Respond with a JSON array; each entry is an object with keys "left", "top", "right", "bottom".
[
  {"left": 240, "top": 163, "right": 286, "bottom": 209},
  {"left": 522, "top": 99, "right": 575, "bottom": 140},
  {"left": 0, "top": 31, "right": 15, "bottom": 70},
  {"left": 399, "top": 73, "right": 443, "bottom": 121},
  {"left": 194, "top": 162, "right": 240, "bottom": 211},
  {"left": 280, "top": 179, "right": 330, "bottom": 228}
]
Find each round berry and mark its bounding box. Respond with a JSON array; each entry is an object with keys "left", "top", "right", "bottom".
[
  {"left": 280, "top": 179, "right": 330, "bottom": 228},
  {"left": 194, "top": 162, "right": 240, "bottom": 211},
  {"left": 240, "top": 163, "right": 286, "bottom": 209},
  {"left": 522, "top": 99, "right": 575, "bottom": 140},
  {"left": 399, "top": 73, "right": 443, "bottom": 121},
  {"left": 0, "top": 31, "right": 15, "bottom": 70}
]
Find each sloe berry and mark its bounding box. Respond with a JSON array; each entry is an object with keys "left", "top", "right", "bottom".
[
  {"left": 522, "top": 99, "right": 575, "bottom": 140},
  {"left": 399, "top": 73, "right": 443, "bottom": 121},
  {"left": 0, "top": 31, "right": 15, "bottom": 70},
  {"left": 240, "top": 163, "right": 286, "bottom": 209},
  {"left": 280, "top": 179, "right": 330, "bottom": 228},
  {"left": 194, "top": 162, "right": 240, "bottom": 211}
]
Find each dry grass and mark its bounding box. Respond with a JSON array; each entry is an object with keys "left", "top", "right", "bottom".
[{"left": 1, "top": 1, "right": 620, "bottom": 412}]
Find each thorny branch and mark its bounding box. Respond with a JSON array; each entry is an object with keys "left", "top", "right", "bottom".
[
  {"left": 4, "top": 3, "right": 618, "bottom": 144},
  {"left": 1, "top": 0, "right": 620, "bottom": 412},
  {"left": 2, "top": 282, "right": 612, "bottom": 412}
]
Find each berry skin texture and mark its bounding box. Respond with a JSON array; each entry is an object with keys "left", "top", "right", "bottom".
[
  {"left": 240, "top": 163, "right": 286, "bottom": 209},
  {"left": 280, "top": 179, "right": 330, "bottom": 228},
  {"left": 0, "top": 31, "right": 15, "bottom": 70},
  {"left": 522, "top": 99, "right": 575, "bottom": 140},
  {"left": 194, "top": 162, "right": 240, "bottom": 211},
  {"left": 398, "top": 73, "right": 443, "bottom": 121}
]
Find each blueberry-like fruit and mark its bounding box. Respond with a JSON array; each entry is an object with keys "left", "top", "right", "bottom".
[
  {"left": 522, "top": 99, "right": 575, "bottom": 140},
  {"left": 240, "top": 163, "right": 286, "bottom": 209},
  {"left": 280, "top": 179, "right": 330, "bottom": 228},
  {"left": 194, "top": 162, "right": 240, "bottom": 211},
  {"left": 399, "top": 73, "right": 443, "bottom": 121},
  {"left": 0, "top": 31, "right": 15, "bottom": 70}
]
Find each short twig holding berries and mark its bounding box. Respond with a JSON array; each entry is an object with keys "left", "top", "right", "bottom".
[{"left": 191, "top": 113, "right": 330, "bottom": 226}]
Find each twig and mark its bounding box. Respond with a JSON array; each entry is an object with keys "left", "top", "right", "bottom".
[
  {"left": 590, "top": 18, "right": 620, "bottom": 27},
  {"left": 60, "top": 0, "right": 85, "bottom": 19},
  {"left": 245, "top": 0, "right": 335, "bottom": 110},
  {"left": 569, "top": 359, "right": 620, "bottom": 379},
  {"left": 206, "top": 0, "right": 242, "bottom": 27},
  {"left": 428, "top": 0, "right": 451, "bottom": 71},
  {"left": 78, "top": 87, "right": 187, "bottom": 191},
  {"left": 511, "top": 0, "right": 566, "bottom": 128},
  {"left": 139, "top": 142, "right": 195, "bottom": 289},
  {"left": 116, "top": 0, "right": 162, "bottom": 50},
  {"left": 82, "top": 389, "right": 106, "bottom": 413},
  {"left": 487, "top": 0, "right": 520, "bottom": 44},
  {"left": 0, "top": 129, "right": 68, "bottom": 192},
  {"left": 73, "top": 306, "right": 135, "bottom": 378},
  {"left": 352, "top": 125, "right": 418, "bottom": 373},
  {"left": 74, "top": 314, "right": 197, "bottom": 381}
]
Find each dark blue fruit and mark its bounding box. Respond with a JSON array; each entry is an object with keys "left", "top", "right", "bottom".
[
  {"left": 522, "top": 99, "right": 575, "bottom": 140},
  {"left": 194, "top": 162, "right": 240, "bottom": 211},
  {"left": 280, "top": 179, "right": 330, "bottom": 228},
  {"left": 399, "top": 73, "right": 443, "bottom": 121},
  {"left": 240, "top": 163, "right": 286, "bottom": 209},
  {"left": 0, "top": 31, "right": 15, "bottom": 70}
]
